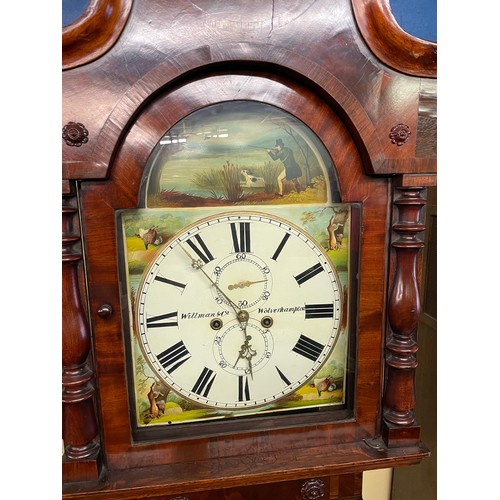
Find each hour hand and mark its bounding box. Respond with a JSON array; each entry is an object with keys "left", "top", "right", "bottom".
[{"left": 228, "top": 279, "right": 267, "bottom": 290}]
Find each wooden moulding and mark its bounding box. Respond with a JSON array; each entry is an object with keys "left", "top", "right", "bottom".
[
  {"left": 352, "top": 0, "right": 437, "bottom": 77},
  {"left": 62, "top": 0, "right": 133, "bottom": 70},
  {"left": 62, "top": 440, "right": 429, "bottom": 498}
]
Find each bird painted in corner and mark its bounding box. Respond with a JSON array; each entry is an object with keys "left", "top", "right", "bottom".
[
  {"left": 136, "top": 227, "right": 163, "bottom": 250},
  {"left": 310, "top": 376, "right": 337, "bottom": 396}
]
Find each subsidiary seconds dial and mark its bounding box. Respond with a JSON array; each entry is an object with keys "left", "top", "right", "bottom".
[{"left": 136, "top": 212, "right": 343, "bottom": 409}]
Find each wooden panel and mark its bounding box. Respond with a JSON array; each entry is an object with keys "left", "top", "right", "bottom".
[
  {"left": 63, "top": 442, "right": 427, "bottom": 498},
  {"left": 62, "top": 474, "right": 364, "bottom": 499},
  {"left": 416, "top": 80, "right": 437, "bottom": 159},
  {"left": 62, "top": 1, "right": 437, "bottom": 178}
]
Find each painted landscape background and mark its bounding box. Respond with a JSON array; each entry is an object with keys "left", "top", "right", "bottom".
[{"left": 141, "top": 100, "right": 341, "bottom": 207}]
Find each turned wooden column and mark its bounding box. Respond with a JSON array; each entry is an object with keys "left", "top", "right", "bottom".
[
  {"left": 382, "top": 181, "right": 427, "bottom": 447},
  {"left": 62, "top": 180, "right": 101, "bottom": 481}
]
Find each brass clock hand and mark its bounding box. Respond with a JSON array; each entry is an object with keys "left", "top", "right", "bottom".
[
  {"left": 233, "top": 343, "right": 246, "bottom": 368},
  {"left": 228, "top": 279, "right": 267, "bottom": 290},
  {"left": 245, "top": 341, "right": 256, "bottom": 380},
  {"left": 233, "top": 334, "right": 256, "bottom": 379},
  {"left": 180, "top": 243, "right": 256, "bottom": 376},
  {"left": 179, "top": 243, "right": 241, "bottom": 315},
  {"left": 236, "top": 310, "right": 255, "bottom": 378}
]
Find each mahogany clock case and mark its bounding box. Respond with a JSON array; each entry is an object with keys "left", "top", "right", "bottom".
[
  {"left": 77, "top": 73, "right": 391, "bottom": 471},
  {"left": 62, "top": 0, "right": 436, "bottom": 496}
]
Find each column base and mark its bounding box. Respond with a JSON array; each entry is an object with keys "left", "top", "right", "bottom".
[
  {"left": 382, "top": 420, "right": 421, "bottom": 448},
  {"left": 62, "top": 448, "right": 102, "bottom": 483}
]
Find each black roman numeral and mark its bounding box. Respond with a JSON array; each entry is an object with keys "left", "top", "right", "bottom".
[
  {"left": 146, "top": 311, "right": 178, "bottom": 328},
  {"left": 305, "top": 303, "right": 335, "bottom": 319},
  {"left": 238, "top": 375, "right": 251, "bottom": 401},
  {"left": 192, "top": 367, "right": 216, "bottom": 397},
  {"left": 271, "top": 233, "right": 290, "bottom": 261},
  {"left": 230, "top": 222, "right": 251, "bottom": 253},
  {"left": 294, "top": 262, "right": 324, "bottom": 285},
  {"left": 155, "top": 275, "right": 186, "bottom": 291},
  {"left": 292, "top": 334, "right": 325, "bottom": 361},
  {"left": 275, "top": 366, "right": 291, "bottom": 386},
  {"left": 157, "top": 341, "right": 191, "bottom": 373},
  {"left": 186, "top": 234, "right": 215, "bottom": 264}
]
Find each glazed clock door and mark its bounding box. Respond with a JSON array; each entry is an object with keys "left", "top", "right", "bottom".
[{"left": 116, "top": 99, "right": 359, "bottom": 440}]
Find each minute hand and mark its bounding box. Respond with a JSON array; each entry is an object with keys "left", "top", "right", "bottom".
[{"left": 179, "top": 243, "right": 241, "bottom": 315}]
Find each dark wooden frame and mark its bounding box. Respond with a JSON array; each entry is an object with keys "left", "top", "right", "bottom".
[{"left": 62, "top": 1, "right": 436, "bottom": 498}]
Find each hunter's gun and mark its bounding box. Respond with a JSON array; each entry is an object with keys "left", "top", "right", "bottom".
[{"left": 247, "top": 145, "right": 278, "bottom": 151}]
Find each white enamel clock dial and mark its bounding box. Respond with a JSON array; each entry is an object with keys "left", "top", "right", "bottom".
[{"left": 136, "top": 212, "right": 342, "bottom": 409}]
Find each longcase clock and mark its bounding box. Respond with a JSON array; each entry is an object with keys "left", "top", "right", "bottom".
[{"left": 62, "top": 1, "right": 437, "bottom": 498}]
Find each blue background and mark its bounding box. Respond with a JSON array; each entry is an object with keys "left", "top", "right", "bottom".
[{"left": 62, "top": 0, "right": 437, "bottom": 42}]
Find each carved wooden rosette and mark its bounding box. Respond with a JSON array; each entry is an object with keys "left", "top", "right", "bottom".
[
  {"left": 301, "top": 478, "right": 325, "bottom": 499},
  {"left": 383, "top": 185, "right": 427, "bottom": 447},
  {"left": 62, "top": 181, "right": 101, "bottom": 481}
]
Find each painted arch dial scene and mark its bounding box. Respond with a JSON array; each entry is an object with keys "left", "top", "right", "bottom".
[{"left": 118, "top": 101, "right": 358, "bottom": 432}]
